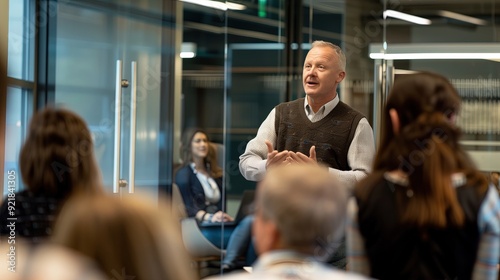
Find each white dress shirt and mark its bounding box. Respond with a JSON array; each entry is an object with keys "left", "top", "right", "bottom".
[{"left": 206, "top": 250, "right": 370, "bottom": 280}]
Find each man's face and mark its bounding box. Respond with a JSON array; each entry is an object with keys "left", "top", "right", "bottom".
[{"left": 302, "top": 46, "right": 345, "bottom": 99}]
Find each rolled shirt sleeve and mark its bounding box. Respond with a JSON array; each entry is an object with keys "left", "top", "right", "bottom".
[
  {"left": 239, "top": 109, "right": 276, "bottom": 182},
  {"left": 329, "top": 118, "right": 375, "bottom": 192}
]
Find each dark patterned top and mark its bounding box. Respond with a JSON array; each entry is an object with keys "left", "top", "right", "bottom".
[
  {"left": 0, "top": 190, "right": 63, "bottom": 244},
  {"left": 355, "top": 175, "right": 488, "bottom": 280}
]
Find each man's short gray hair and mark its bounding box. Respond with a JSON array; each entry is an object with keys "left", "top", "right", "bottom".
[
  {"left": 257, "top": 164, "right": 347, "bottom": 254},
  {"left": 311, "top": 40, "right": 346, "bottom": 71}
]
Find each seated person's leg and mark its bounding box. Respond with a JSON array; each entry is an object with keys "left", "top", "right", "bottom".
[
  {"left": 245, "top": 239, "right": 257, "bottom": 265},
  {"left": 200, "top": 225, "right": 236, "bottom": 250},
  {"left": 222, "top": 215, "right": 254, "bottom": 270}
]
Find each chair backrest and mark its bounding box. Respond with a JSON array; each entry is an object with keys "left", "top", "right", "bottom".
[
  {"left": 210, "top": 142, "right": 224, "bottom": 169},
  {"left": 171, "top": 183, "right": 187, "bottom": 219},
  {"left": 181, "top": 219, "right": 224, "bottom": 258}
]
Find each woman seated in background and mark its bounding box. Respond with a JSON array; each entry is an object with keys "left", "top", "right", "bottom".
[
  {"left": 0, "top": 107, "right": 103, "bottom": 243},
  {"left": 175, "top": 128, "right": 231, "bottom": 224},
  {"left": 52, "top": 194, "right": 196, "bottom": 280},
  {"left": 175, "top": 128, "right": 254, "bottom": 271},
  {"left": 347, "top": 72, "right": 500, "bottom": 280}
]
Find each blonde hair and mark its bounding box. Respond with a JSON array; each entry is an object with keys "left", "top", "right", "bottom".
[{"left": 53, "top": 194, "right": 196, "bottom": 280}]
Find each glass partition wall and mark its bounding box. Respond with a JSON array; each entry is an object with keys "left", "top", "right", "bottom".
[
  {"left": 375, "top": 0, "right": 500, "bottom": 173},
  {"left": 181, "top": 0, "right": 362, "bottom": 197},
  {"left": 180, "top": 0, "right": 360, "bottom": 276},
  {"left": 52, "top": 0, "right": 176, "bottom": 199}
]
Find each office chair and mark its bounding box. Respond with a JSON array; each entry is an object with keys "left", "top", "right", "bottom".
[
  {"left": 211, "top": 142, "right": 224, "bottom": 169},
  {"left": 171, "top": 183, "right": 225, "bottom": 275},
  {"left": 171, "top": 183, "right": 224, "bottom": 257}
]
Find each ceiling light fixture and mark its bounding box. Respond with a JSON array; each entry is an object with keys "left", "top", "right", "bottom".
[
  {"left": 370, "top": 53, "right": 500, "bottom": 60},
  {"left": 437, "top": 10, "right": 487, "bottom": 26},
  {"left": 180, "top": 42, "right": 197, "bottom": 59},
  {"left": 383, "top": 9, "right": 431, "bottom": 25},
  {"left": 180, "top": 0, "right": 246, "bottom": 11},
  {"left": 369, "top": 43, "right": 500, "bottom": 61}
]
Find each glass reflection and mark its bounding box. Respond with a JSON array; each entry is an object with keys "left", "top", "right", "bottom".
[
  {"left": 379, "top": 0, "right": 500, "bottom": 172},
  {"left": 3, "top": 87, "right": 31, "bottom": 196}
]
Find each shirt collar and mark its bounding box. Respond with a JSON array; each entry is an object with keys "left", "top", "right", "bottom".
[
  {"left": 252, "top": 250, "right": 316, "bottom": 272},
  {"left": 304, "top": 94, "right": 339, "bottom": 116}
]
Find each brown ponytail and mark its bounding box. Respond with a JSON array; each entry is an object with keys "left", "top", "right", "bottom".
[{"left": 395, "top": 112, "right": 464, "bottom": 227}]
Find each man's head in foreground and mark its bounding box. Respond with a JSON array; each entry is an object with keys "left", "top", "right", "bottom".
[{"left": 253, "top": 164, "right": 347, "bottom": 257}]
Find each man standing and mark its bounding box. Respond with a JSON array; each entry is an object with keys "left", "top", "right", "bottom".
[
  {"left": 239, "top": 40, "right": 375, "bottom": 267},
  {"left": 239, "top": 40, "right": 375, "bottom": 192},
  {"left": 209, "top": 164, "right": 368, "bottom": 279}
]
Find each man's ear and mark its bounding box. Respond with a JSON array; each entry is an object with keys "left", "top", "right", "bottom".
[
  {"left": 253, "top": 215, "right": 280, "bottom": 254},
  {"left": 389, "top": 108, "right": 400, "bottom": 135},
  {"left": 336, "top": 71, "right": 346, "bottom": 83}
]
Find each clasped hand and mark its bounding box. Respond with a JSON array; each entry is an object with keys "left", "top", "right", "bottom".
[
  {"left": 265, "top": 140, "right": 317, "bottom": 169},
  {"left": 210, "top": 211, "right": 234, "bottom": 223}
]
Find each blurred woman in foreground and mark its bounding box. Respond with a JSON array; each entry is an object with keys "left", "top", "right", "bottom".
[
  {"left": 348, "top": 72, "right": 500, "bottom": 280},
  {"left": 53, "top": 194, "right": 196, "bottom": 280}
]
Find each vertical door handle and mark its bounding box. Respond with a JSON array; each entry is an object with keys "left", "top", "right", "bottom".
[
  {"left": 385, "top": 60, "right": 394, "bottom": 100},
  {"left": 129, "top": 61, "right": 137, "bottom": 193},
  {"left": 372, "top": 59, "right": 383, "bottom": 146},
  {"left": 113, "top": 60, "right": 123, "bottom": 193}
]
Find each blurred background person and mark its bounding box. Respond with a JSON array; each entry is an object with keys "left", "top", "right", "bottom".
[
  {"left": 176, "top": 128, "right": 231, "bottom": 223},
  {"left": 0, "top": 107, "right": 103, "bottom": 243},
  {"left": 52, "top": 194, "right": 196, "bottom": 280},
  {"left": 175, "top": 128, "right": 254, "bottom": 271},
  {"left": 348, "top": 72, "right": 500, "bottom": 280}
]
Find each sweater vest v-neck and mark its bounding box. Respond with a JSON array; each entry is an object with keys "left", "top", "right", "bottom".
[{"left": 274, "top": 98, "right": 364, "bottom": 170}]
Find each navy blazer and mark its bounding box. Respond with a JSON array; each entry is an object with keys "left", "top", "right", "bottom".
[{"left": 174, "top": 165, "right": 224, "bottom": 217}]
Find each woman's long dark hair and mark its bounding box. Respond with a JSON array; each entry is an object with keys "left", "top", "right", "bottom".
[
  {"left": 179, "top": 128, "right": 222, "bottom": 178},
  {"left": 359, "top": 72, "right": 487, "bottom": 228}
]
